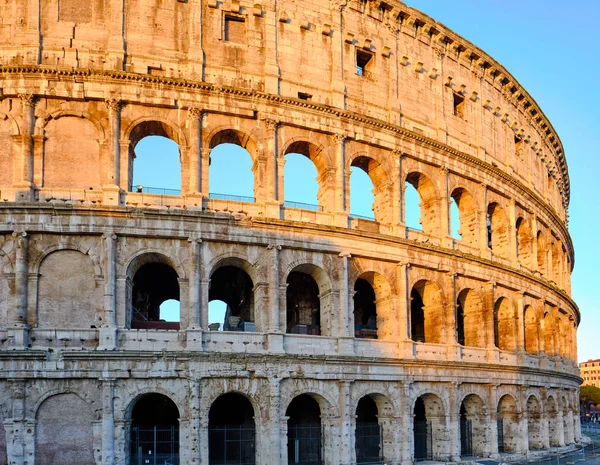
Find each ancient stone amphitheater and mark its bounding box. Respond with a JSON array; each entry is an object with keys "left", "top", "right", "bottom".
[{"left": 0, "top": 0, "right": 581, "bottom": 464}]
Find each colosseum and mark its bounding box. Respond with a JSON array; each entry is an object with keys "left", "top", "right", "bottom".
[{"left": 0, "top": 0, "right": 581, "bottom": 464}]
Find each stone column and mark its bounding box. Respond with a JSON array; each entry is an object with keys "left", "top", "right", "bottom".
[
  {"left": 118, "top": 139, "right": 130, "bottom": 191},
  {"left": 199, "top": 241, "right": 209, "bottom": 330},
  {"left": 338, "top": 381, "right": 353, "bottom": 465},
  {"left": 264, "top": 7, "right": 280, "bottom": 95},
  {"left": 9, "top": 231, "right": 29, "bottom": 348},
  {"left": 338, "top": 252, "right": 353, "bottom": 355},
  {"left": 484, "top": 281, "right": 498, "bottom": 362},
  {"left": 100, "top": 232, "right": 118, "bottom": 349},
  {"left": 104, "top": 99, "right": 121, "bottom": 188},
  {"left": 479, "top": 183, "right": 490, "bottom": 259},
  {"left": 334, "top": 134, "right": 349, "bottom": 227},
  {"left": 516, "top": 292, "right": 525, "bottom": 354},
  {"left": 448, "top": 382, "right": 461, "bottom": 461},
  {"left": 508, "top": 199, "right": 518, "bottom": 267},
  {"left": 329, "top": 2, "right": 346, "bottom": 108},
  {"left": 101, "top": 379, "right": 116, "bottom": 465},
  {"left": 531, "top": 214, "right": 539, "bottom": 272},
  {"left": 31, "top": 134, "right": 44, "bottom": 189},
  {"left": 263, "top": 119, "right": 281, "bottom": 218},
  {"left": 444, "top": 272, "right": 458, "bottom": 350},
  {"left": 16, "top": 94, "right": 35, "bottom": 200},
  {"left": 391, "top": 150, "right": 404, "bottom": 234},
  {"left": 200, "top": 148, "right": 211, "bottom": 199},
  {"left": 189, "top": 380, "right": 201, "bottom": 464},
  {"left": 267, "top": 379, "right": 282, "bottom": 464},
  {"left": 186, "top": 108, "right": 203, "bottom": 197},
  {"left": 397, "top": 261, "right": 412, "bottom": 358},
  {"left": 188, "top": 237, "right": 202, "bottom": 329},
  {"left": 439, "top": 166, "right": 453, "bottom": 248},
  {"left": 399, "top": 382, "right": 413, "bottom": 465},
  {"left": 6, "top": 380, "right": 28, "bottom": 465},
  {"left": 488, "top": 384, "right": 499, "bottom": 458},
  {"left": 267, "top": 245, "right": 281, "bottom": 332},
  {"left": 517, "top": 387, "right": 528, "bottom": 453}
]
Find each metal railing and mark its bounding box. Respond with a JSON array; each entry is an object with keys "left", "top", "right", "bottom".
[
  {"left": 209, "top": 425, "right": 256, "bottom": 465},
  {"left": 209, "top": 192, "right": 255, "bottom": 203},
  {"left": 350, "top": 213, "right": 375, "bottom": 221},
  {"left": 284, "top": 200, "right": 323, "bottom": 212},
  {"left": 132, "top": 186, "right": 181, "bottom": 196}
]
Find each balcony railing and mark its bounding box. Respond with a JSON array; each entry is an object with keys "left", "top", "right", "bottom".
[
  {"left": 132, "top": 185, "right": 181, "bottom": 196},
  {"left": 283, "top": 200, "right": 323, "bottom": 212},
  {"left": 209, "top": 192, "right": 255, "bottom": 203}
]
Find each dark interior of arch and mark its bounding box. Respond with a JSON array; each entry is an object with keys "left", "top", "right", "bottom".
[
  {"left": 354, "top": 278, "right": 377, "bottom": 339},
  {"left": 209, "top": 266, "right": 254, "bottom": 330},
  {"left": 286, "top": 394, "right": 321, "bottom": 425},
  {"left": 414, "top": 397, "right": 428, "bottom": 460},
  {"left": 209, "top": 393, "right": 255, "bottom": 427},
  {"left": 456, "top": 295, "right": 466, "bottom": 346},
  {"left": 356, "top": 396, "right": 381, "bottom": 464},
  {"left": 131, "top": 394, "right": 179, "bottom": 426},
  {"left": 410, "top": 288, "right": 425, "bottom": 343},
  {"left": 132, "top": 262, "right": 179, "bottom": 329},
  {"left": 286, "top": 272, "right": 320, "bottom": 335}
]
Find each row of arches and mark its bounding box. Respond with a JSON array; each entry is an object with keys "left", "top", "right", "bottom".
[
  {"left": 23, "top": 246, "right": 577, "bottom": 360},
  {"left": 1, "top": 109, "right": 570, "bottom": 288},
  {"left": 24, "top": 388, "right": 578, "bottom": 465}
]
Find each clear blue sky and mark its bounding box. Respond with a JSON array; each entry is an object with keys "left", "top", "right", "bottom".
[{"left": 136, "top": 1, "right": 600, "bottom": 359}]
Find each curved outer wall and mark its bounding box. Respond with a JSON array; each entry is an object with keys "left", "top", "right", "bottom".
[{"left": 0, "top": 0, "right": 580, "bottom": 464}]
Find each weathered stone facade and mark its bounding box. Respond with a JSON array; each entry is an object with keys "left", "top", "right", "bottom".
[{"left": 0, "top": 0, "right": 580, "bottom": 464}]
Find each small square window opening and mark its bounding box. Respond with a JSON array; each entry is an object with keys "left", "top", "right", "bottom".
[
  {"left": 356, "top": 50, "right": 373, "bottom": 77},
  {"left": 453, "top": 92, "right": 465, "bottom": 119},
  {"left": 225, "top": 15, "right": 245, "bottom": 43}
]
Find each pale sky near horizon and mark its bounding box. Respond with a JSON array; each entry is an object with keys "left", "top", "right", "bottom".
[{"left": 137, "top": 1, "right": 600, "bottom": 360}]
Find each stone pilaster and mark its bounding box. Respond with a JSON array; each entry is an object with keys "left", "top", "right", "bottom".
[
  {"left": 186, "top": 108, "right": 204, "bottom": 197},
  {"left": 334, "top": 134, "right": 349, "bottom": 227},
  {"left": 100, "top": 232, "right": 118, "bottom": 349},
  {"left": 188, "top": 237, "right": 202, "bottom": 329},
  {"left": 9, "top": 231, "right": 29, "bottom": 348},
  {"left": 101, "top": 379, "right": 116, "bottom": 465}
]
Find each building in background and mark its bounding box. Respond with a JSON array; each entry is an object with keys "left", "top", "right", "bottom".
[{"left": 580, "top": 359, "right": 600, "bottom": 388}]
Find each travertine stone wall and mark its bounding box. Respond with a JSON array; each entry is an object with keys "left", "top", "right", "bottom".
[{"left": 0, "top": 0, "right": 580, "bottom": 464}]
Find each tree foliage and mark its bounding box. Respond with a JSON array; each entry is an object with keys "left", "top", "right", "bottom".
[{"left": 581, "top": 385, "right": 600, "bottom": 405}]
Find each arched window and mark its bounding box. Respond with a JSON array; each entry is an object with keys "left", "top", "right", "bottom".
[
  {"left": 129, "top": 255, "right": 180, "bottom": 330},
  {"left": 410, "top": 281, "right": 445, "bottom": 344},
  {"left": 353, "top": 278, "right": 377, "bottom": 339},
  {"left": 355, "top": 396, "right": 382, "bottom": 463},
  {"left": 350, "top": 165, "right": 375, "bottom": 219},
  {"left": 129, "top": 121, "right": 182, "bottom": 195},
  {"left": 286, "top": 395, "right": 322, "bottom": 465},
  {"left": 130, "top": 394, "right": 179, "bottom": 465},
  {"left": 546, "top": 397, "right": 560, "bottom": 447},
  {"left": 413, "top": 394, "right": 447, "bottom": 461},
  {"left": 209, "top": 261, "right": 255, "bottom": 332},
  {"left": 524, "top": 305, "right": 539, "bottom": 354},
  {"left": 487, "top": 203, "right": 509, "bottom": 258},
  {"left": 527, "top": 396, "right": 543, "bottom": 450},
  {"left": 209, "top": 141, "right": 254, "bottom": 202},
  {"left": 284, "top": 142, "right": 322, "bottom": 210},
  {"left": 460, "top": 395, "right": 487, "bottom": 458},
  {"left": 286, "top": 271, "right": 321, "bottom": 335},
  {"left": 516, "top": 218, "right": 533, "bottom": 268},
  {"left": 536, "top": 232, "right": 547, "bottom": 274},
  {"left": 542, "top": 312, "right": 555, "bottom": 356},
  {"left": 405, "top": 172, "right": 439, "bottom": 235},
  {"left": 350, "top": 156, "right": 389, "bottom": 222},
  {"left": 497, "top": 395, "right": 519, "bottom": 453},
  {"left": 450, "top": 188, "right": 478, "bottom": 246},
  {"left": 209, "top": 393, "right": 255, "bottom": 465},
  {"left": 494, "top": 297, "right": 516, "bottom": 351},
  {"left": 456, "top": 289, "right": 485, "bottom": 348}
]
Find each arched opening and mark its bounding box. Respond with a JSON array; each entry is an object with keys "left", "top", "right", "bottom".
[
  {"left": 451, "top": 188, "right": 478, "bottom": 247},
  {"left": 457, "top": 289, "right": 485, "bottom": 348},
  {"left": 410, "top": 288, "right": 425, "bottom": 343},
  {"left": 355, "top": 396, "right": 381, "bottom": 463},
  {"left": 413, "top": 394, "right": 447, "bottom": 461},
  {"left": 130, "top": 394, "right": 179, "bottom": 465},
  {"left": 562, "top": 398, "right": 572, "bottom": 445},
  {"left": 284, "top": 142, "right": 325, "bottom": 211},
  {"left": 209, "top": 139, "right": 255, "bottom": 202},
  {"left": 543, "top": 312, "right": 555, "bottom": 356},
  {"left": 516, "top": 218, "right": 533, "bottom": 268},
  {"left": 547, "top": 396, "right": 561, "bottom": 447},
  {"left": 209, "top": 263, "right": 255, "bottom": 332},
  {"left": 353, "top": 278, "right": 377, "bottom": 339},
  {"left": 537, "top": 232, "right": 547, "bottom": 274},
  {"left": 497, "top": 395, "right": 519, "bottom": 453},
  {"left": 209, "top": 393, "right": 256, "bottom": 465},
  {"left": 350, "top": 164, "right": 375, "bottom": 220},
  {"left": 286, "top": 264, "right": 330, "bottom": 336},
  {"left": 524, "top": 305, "right": 540, "bottom": 354},
  {"left": 551, "top": 239, "right": 562, "bottom": 285},
  {"left": 410, "top": 281, "right": 445, "bottom": 344},
  {"left": 527, "top": 396, "right": 543, "bottom": 450},
  {"left": 487, "top": 203, "right": 509, "bottom": 258},
  {"left": 130, "top": 255, "right": 180, "bottom": 330},
  {"left": 286, "top": 394, "right": 323, "bottom": 465},
  {"left": 460, "top": 395, "right": 487, "bottom": 458},
  {"left": 350, "top": 156, "right": 389, "bottom": 222},
  {"left": 129, "top": 121, "right": 182, "bottom": 194},
  {"left": 494, "top": 297, "right": 516, "bottom": 351},
  {"left": 559, "top": 314, "right": 569, "bottom": 359},
  {"left": 405, "top": 172, "right": 438, "bottom": 235}
]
